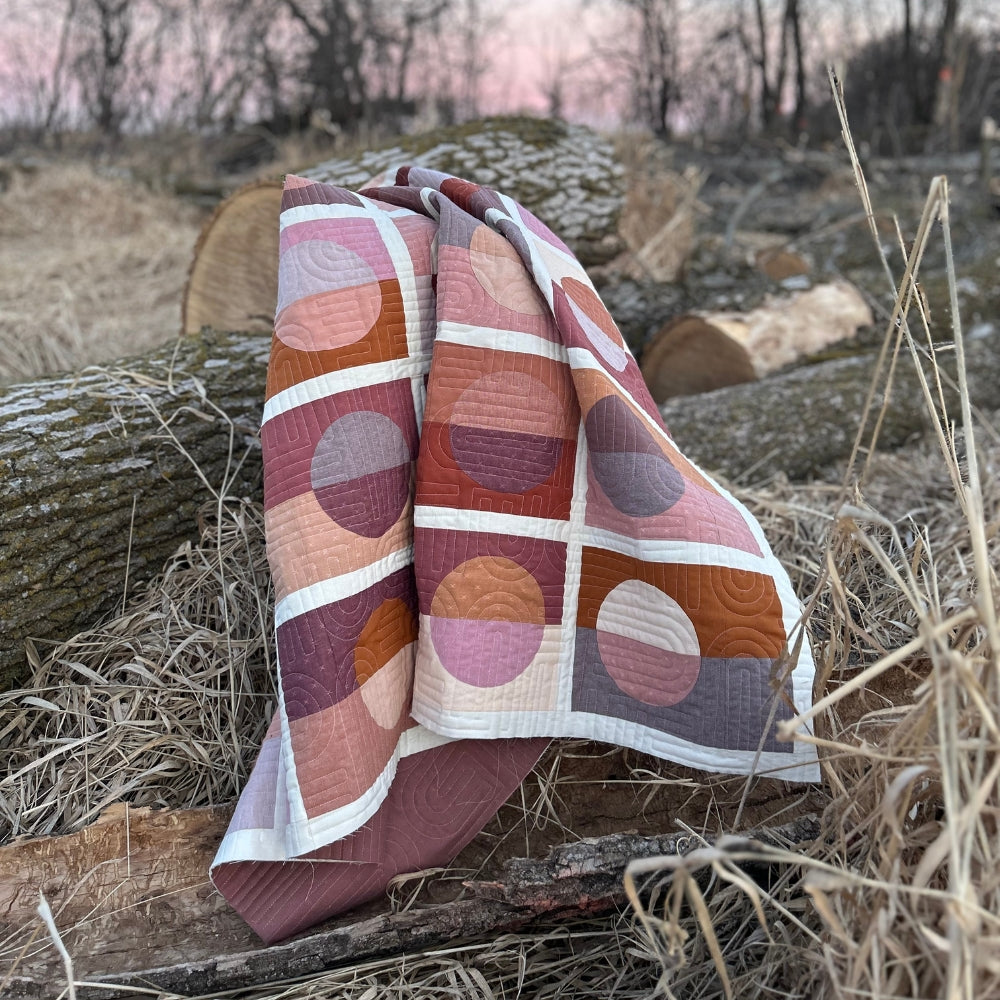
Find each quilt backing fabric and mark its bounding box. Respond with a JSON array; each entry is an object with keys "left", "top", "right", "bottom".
[{"left": 211, "top": 168, "right": 819, "bottom": 943}]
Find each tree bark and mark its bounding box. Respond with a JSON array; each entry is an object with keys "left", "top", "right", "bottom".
[
  {"left": 0, "top": 329, "right": 269, "bottom": 690},
  {"left": 661, "top": 330, "right": 1000, "bottom": 481},
  {"left": 1, "top": 806, "right": 819, "bottom": 998},
  {"left": 301, "top": 115, "right": 627, "bottom": 266},
  {"left": 788, "top": 0, "right": 806, "bottom": 129},
  {"left": 4, "top": 327, "right": 1000, "bottom": 690}
]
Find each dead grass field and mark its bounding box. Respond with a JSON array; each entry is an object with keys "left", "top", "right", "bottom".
[{"left": 0, "top": 163, "right": 204, "bottom": 383}]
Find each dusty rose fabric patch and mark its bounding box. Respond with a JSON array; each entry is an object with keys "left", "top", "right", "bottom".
[{"left": 212, "top": 168, "right": 817, "bottom": 942}]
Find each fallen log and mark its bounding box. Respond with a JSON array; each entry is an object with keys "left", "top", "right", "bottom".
[
  {"left": 0, "top": 802, "right": 818, "bottom": 998},
  {"left": 660, "top": 330, "right": 1000, "bottom": 478},
  {"left": 641, "top": 280, "right": 873, "bottom": 402},
  {"left": 183, "top": 116, "right": 627, "bottom": 336},
  {"left": 3, "top": 327, "right": 999, "bottom": 690},
  {"left": 0, "top": 329, "right": 268, "bottom": 690},
  {"left": 183, "top": 179, "right": 282, "bottom": 336}
]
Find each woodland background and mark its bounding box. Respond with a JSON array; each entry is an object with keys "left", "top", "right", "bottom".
[{"left": 2, "top": 0, "right": 997, "bottom": 163}]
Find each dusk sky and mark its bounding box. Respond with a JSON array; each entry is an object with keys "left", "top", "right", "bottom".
[
  {"left": 0, "top": 0, "right": 993, "bottom": 134},
  {"left": 0, "top": 0, "right": 628, "bottom": 126}
]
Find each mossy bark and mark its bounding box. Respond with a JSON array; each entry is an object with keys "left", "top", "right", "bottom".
[
  {"left": 0, "top": 329, "right": 269, "bottom": 690},
  {"left": 301, "top": 116, "right": 627, "bottom": 266},
  {"left": 3, "top": 328, "right": 999, "bottom": 690}
]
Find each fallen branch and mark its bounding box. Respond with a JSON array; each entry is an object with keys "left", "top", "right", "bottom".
[{"left": 1, "top": 807, "right": 818, "bottom": 998}]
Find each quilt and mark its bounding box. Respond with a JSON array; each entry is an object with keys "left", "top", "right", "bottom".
[{"left": 212, "top": 167, "right": 818, "bottom": 943}]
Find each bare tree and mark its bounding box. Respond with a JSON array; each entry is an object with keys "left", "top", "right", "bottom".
[
  {"left": 608, "top": 0, "right": 680, "bottom": 138},
  {"left": 740, "top": 0, "right": 808, "bottom": 133},
  {"left": 786, "top": 0, "right": 806, "bottom": 130},
  {"left": 280, "top": 0, "right": 451, "bottom": 132},
  {"left": 50, "top": 0, "right": 181, "bottom": 138},
  {"left": 930, "top": 0, "right": 961, "bottom": 149},
  {"left": 43, "top": 0, "right": 80, "bottom": 135}
]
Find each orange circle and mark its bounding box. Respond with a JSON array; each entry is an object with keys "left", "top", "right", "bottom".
[{"left": 430, "top": 557, "right": 546, "bottom": 624}]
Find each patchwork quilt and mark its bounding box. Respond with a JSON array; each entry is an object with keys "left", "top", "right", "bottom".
[{"left": 212, "top": 168, "right": 818, "bottom": 943}]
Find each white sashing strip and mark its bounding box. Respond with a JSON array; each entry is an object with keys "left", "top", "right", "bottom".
[
  {"left": 280, "top": 203, "right": 373, "bottom": 229},
  {"left": 436, "top": 320, "right": 568, "bottom": 364},
  {"left": 359, "top": 192, "right": 425, "bottom": 359},
  {"left": 487, "top": 201, "right": 554, "bottom": 308},
  {"left": 275, "top": 546, "right": 414, "bottom": 626},
  {"left": 274, "top": 650, "right": 310, "bottom": 850},
  {"left": 280, "top": 202, "right": 418, "bottom": 231},
  {"left": 495, "top": 197, "right": 590, "bottom": 279},
  {"left": 410, "top": 373, "right": 428, "bottom": 430},
  {"left": 398, "top": 723, "right": 454, "bottom": 757},
  {"left": 288, "top": 747, "right": 400, "bottom": 856},
  {"left": 213, "top": 723, "right": 458, "bottom": 864},
  {"left": 263, "top": 353, "right": 431, "bottom": 424},
  {"left": 556, "top": 425, "right": 590, "bottom": 711},
  {"left": 584, "top": 526, "right": 770, "bottom": 573},
  {"left": 415, "top": 504, "right": 571, "bottom": 543}
]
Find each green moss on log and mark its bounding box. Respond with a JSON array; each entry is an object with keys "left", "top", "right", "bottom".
[
  {"left": 0, "top": 329, "right": 270, "bottom": 690},
  {"left": 302, "top": 116, "right": 627, "bottom": 265}
]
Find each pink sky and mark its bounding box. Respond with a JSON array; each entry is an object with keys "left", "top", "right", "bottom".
[
  {"left": 0, "top": 0, "right": 631, "bottom": 129},
  {"left": 4, "top": 0, "right": 982, "bottom": 132}
]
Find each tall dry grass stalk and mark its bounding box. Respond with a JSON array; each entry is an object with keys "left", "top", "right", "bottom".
[{"left": 623, "top": 72, "right": 1000, "bottom": 1000}]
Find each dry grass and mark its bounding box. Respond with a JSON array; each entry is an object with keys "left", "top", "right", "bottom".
[
  {"left": 0, "top": 499, "right": 274, "bottom": 841},
  {"left": 0, "top": 162, "right": 202, "bottom": 383},
  {"left": 620, "top": 76, "right": 1000, "bottom": 1000}
]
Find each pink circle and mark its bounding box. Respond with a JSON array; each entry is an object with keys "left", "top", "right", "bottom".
[
  {"left": 596, "top": 580, "right": 701, "bottom": 706},
  {"left": 431, "top": 617, "right": 544, "bottom": 687}
]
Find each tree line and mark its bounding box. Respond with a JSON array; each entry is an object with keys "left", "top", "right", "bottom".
[{"left": 1, "top": 0, "right": 996, "bottom": 154}]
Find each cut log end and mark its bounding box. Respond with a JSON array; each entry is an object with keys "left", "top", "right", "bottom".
[
  {"left": 183, "top": 180, "right": 283, "bottom": 336},
  {"left": 641, "top": 315, "right": 758, "bottom": 401},
  {"left": 641, "top": 279, "right": 874, "bottom": 404},
  {"left": 755, "top": 247, "right": 810, "bottom": 281}
]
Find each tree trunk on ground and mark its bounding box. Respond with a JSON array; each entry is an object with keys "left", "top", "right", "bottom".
[
  {"left": 3, "top": 327, "right": 1000, "bottom": 690},
  {"left": 0, "top": 804, "right": 819, "bottom": 997},
  {"left": 0, "top": 330, "right": 268, "bottom": 691},
  {"left": 660, "top": 332, "right": 1000, "bottom": 481},
  {"left": 184, "top": 116, "right": 628, "bottom": 336},
  {"left": 301, "top": 116, "right": 627, "bottom": 266},
  {"left": 641, "top": 280, "right": 872, "bottom": 403}
]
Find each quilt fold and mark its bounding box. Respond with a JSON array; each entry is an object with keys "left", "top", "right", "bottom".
[{"left": 212, "top": 166, "right": 818, "bottom": 943}]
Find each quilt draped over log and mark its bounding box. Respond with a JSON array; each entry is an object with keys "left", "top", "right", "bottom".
[{"left": 212, "top": 168, "right": 818, "bottom": 943}]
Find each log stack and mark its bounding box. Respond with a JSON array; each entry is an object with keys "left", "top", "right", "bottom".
[{"left": 2, "top": 114, "right": 989, "bottom": 688}]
